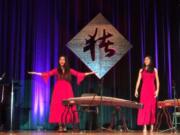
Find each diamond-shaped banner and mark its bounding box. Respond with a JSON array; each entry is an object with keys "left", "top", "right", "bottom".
[{"left": 67, "top": 13, "right": 132, "bottom": 79}]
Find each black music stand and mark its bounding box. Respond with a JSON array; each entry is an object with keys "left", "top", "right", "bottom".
[
  {"left": 0, "top": 73, "right": 6, "bottom": 103},
  {"left": 0, "top": 73, "right": 21, "bottom": 131},
  {"left": 0, "top": 73, "right": 8, "bottom": 131}
]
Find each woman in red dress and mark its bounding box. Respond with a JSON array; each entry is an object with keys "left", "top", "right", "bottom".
[
  {"left": 134, "top": 56, "right": 160, "bottom": 132},
  {"left": 28, "top": 55, "right": 95, "bottom": 131}
]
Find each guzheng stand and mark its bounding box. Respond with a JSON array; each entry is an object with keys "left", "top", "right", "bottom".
[
  {"left": 156, "top": 82, "right": 178, "bottom": 133},
  {"left": 109, "top": 107, "right": 128, "bottom": 131},
  {"left": 154, "top": 107, "right": 173, "bottom": 131},
  {"left": 62, "top": 96, "right": 143, "bottom": 131},
  {"left": 61, "top": 100, "right": 76, "bottom": 129},
  {"left": 61, "top": 100, "right": 128, "bottom": 131}
]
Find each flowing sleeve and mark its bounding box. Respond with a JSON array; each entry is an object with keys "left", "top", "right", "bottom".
[
  {"left": 41, "top": 68, "right": 57, "bottom": 83},
  {"left": 70, "top": 69, "right": 85, "bottom": 85}
]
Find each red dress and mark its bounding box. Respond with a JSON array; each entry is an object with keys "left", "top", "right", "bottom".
[
  {"left": 137, "top": 69, "right": 156, "bottom": 125},
  {"left": 42, "top": 68, "right": 85, "bottom": 124}
]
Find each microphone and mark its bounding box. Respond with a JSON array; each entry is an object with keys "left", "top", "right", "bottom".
[
  {"left": 61, "top": 67, "right": 65, "bottom": 72},
  {"left": 172, "top": 80, "right": 176, "bottom": 89},
  {"left": 0, "top": 73, "right": 6, "bottom": 80}
]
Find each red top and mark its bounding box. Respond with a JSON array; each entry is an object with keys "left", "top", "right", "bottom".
[{"left": 42, "top": 68, "right": 85, "bottom": 85}]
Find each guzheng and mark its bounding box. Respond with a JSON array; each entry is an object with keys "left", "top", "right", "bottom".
[
  {"left": 63, "top": 96, "right": 143, "bottom": 109},
  {"left": 157, "top": 99, "right": 180, "bottom": 108}
]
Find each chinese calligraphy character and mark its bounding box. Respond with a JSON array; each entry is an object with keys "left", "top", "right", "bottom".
[
  {"left": 97, "top": 29, "right": 115, "bottom": 57},
  {"left": 83, "top": 28, "right": 98, "bottom": 61},
  {"left": 83, "top": 28, "right": 115, "bottom": 61}
]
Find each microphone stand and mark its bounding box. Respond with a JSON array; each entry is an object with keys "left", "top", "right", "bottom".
[
  {"left": 99, "top": 78, "right": 104, "bottom": 131},
  {"left": 10, "top": 79, "right": 14, "bottom": 131},
  {"left": 172, "top": 81, "right": 178, "bottom": 132}
]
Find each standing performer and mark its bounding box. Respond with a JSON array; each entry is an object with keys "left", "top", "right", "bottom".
[
  {"left": 134, "top": 56, "right": 160, "bottom": 132},
  {"left": 28, "top": 55, "right": 95, "bottom": 131}
]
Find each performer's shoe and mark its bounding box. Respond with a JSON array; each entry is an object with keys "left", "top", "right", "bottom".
[
  {"left": 150, "top": 125, "right": 154, "bottom": 132},
  {"left": 143, "top": 128, "right": 147, "bottom": 133},
  {"left": 150, "top": 128, "right": 154, "bottom": 132},
  {"left": 58, "top": 126, "right": 67, "bottom": 132},
  {"left": 58, "top": 126, "right": 63, "bottom": 132},
  {"left": 63, "top": 127, "right": 67, "bottom": 132}
]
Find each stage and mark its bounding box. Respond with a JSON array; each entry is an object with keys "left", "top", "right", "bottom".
[
  {"left": 0, "top": 131, "right": 179, "bottom": 135},
  {"left": 0, "top": 0, "right": 180, "bottom": 133}
]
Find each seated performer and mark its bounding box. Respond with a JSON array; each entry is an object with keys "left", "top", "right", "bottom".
[
  {"left": 28, "top": 55, "right": 95, "bottom": 131},
  {"left": 134, "top": 56, "right": 160, "bottom": 132}
]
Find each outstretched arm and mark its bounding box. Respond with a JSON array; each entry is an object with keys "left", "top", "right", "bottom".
[
  {"left": 134, "top": 69, "right": 142, "bottom": 98},
  {"left": 28, "top": 68, "right": 57, "bottom": 82},
  {"left": 70, "top": 69, "right": 95, "bottom": 85},
  {"left": 85, "top": 72, "right": 95, "bottom": 76},
  {"left": 28, "top": 71, "right": 42, "bottom": 76}
]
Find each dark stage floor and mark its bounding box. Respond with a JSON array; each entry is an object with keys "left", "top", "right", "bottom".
[{"left": 0, "top": 130, "right": 179, "bottom": 135}]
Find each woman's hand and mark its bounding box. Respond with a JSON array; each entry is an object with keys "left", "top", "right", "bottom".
[
  {"left": 135, "top": 90, "right": 139, "bottom": 98},
  {"left": 28, "top": 71, "right": 42, "bottom": 76},
  {"left": 155, "top": 90, "right": 159, "bottom": 98},
  {"left": 154, "top": 69, "right": 160, "bottom": 98},
  {"left": 85, "top": 72, "right": 95, "bottom": 76},
  {"left": 134, "top": 69, "right": 142, "bottom": 98}
]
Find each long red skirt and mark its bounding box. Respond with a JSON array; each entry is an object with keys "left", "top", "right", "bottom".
[
  {"left": 137, "top": 83, "right": 156, "bottom": 125},
  {"left": 48, "top": 80, "right": 79, "bottom": 124}
]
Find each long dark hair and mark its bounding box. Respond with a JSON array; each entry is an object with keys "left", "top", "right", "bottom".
[
  {"left": 143, "top": 56, "right": 154, "bottom": 73},
  {"left": 57, "top": 56, "right": 71, "bottom": 81}
]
